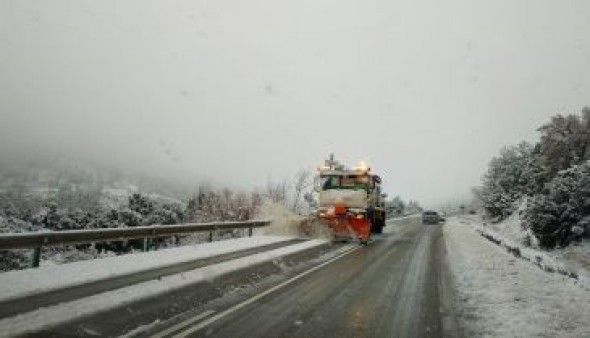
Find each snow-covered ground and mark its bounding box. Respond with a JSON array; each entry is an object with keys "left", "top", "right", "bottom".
[
  {"left": 0, "top": 237, "right": 332, "bottom": 336},
  {"left": 0, "top": 237, "right": 330, "bottom": 337},
  {"left": 444, "top": 217, "right": 590, "bottom": 337},
  {"left": 555, "top": 241, "right": 590, "bottom": 281},
  {"left": 468, "top": 213, "right": 590, "bottom": 282},
  {"left": 0, "top": 235, "right": 295, "bottom": 302}
]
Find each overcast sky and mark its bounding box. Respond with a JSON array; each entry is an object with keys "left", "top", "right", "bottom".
[{"left": 1, "top": 0, "right": 589, "bottom": 207}]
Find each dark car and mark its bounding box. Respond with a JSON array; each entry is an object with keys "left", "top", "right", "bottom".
[{"left": 422, "top": 211, "right": 442, "bottom": 224}]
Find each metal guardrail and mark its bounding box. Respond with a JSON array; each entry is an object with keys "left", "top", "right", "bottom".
[{"left": 0, "top": 220, "right": 271, "bottom": 268}]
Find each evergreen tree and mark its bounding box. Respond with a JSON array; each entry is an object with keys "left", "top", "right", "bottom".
[
  {"left": 537, "top": 110, "right": 590, "bottom": 180},
  {"left": 480, "top": 142, "right": 533, "bottom": 219},
  {"left": 522, "top": 161, "right": 590, "bottom": 248}
]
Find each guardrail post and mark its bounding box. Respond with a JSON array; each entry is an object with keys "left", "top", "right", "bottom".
[
  {"left": 143, "top": 238, "right": 149, "bottom": 252},
  {"left": 31, "top": 247, "right": 41, "bottom": 268},
  {"left": 209, "top": 230, "right": 214, "bottom": 242},
  {"left": 248, "top": 227, "right": 253, "bottom": 237}
]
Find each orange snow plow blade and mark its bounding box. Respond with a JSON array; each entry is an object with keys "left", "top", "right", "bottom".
[{"left": 318, "top": 215, "right": 371, "bottom": 242}]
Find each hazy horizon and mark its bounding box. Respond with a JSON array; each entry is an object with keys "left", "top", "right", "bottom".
[{"left": 2, "top": 1, "right": 589, "bottom": 208}]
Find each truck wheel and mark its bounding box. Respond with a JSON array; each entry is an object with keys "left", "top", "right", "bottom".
[{"left": 374, "top": 224, "right": 383, "bottom": 234}]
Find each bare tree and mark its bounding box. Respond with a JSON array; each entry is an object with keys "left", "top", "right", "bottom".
[{"left": 265, "top": 179, "right": 289, "bottom": 205}]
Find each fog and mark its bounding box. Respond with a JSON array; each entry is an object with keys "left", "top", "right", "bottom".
[{"left": 1, "top": 1, "right": 589, "bottom": 207}]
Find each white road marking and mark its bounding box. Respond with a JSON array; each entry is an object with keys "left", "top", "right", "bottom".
[
  {"left": 172, "top": 245, "right": 362, "bottom": 338},
  {"left": 149, "top": 310, "right": 215, "bottom": 338}
]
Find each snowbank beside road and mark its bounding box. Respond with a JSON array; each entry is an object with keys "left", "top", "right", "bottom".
[
  {"left": 444, "top": 217, "right": 590, "bottom": 338},
  {"left": 466, "top": 214, "right": 590, "bottom": 282},
  {"left": 0, "top": 238, "right": 330, "bottom": 337},
  {"left": 0, "top": 235, "right": 295, "bottom": 302}
]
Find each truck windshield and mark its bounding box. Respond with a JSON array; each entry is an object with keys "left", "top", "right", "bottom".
[{"left": 321, "top": 175, "right": 369, "bottom": 190}]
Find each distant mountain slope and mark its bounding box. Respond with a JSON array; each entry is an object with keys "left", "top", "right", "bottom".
[{"left": 0, "top": 156, "right": 185, "bottom": 212}]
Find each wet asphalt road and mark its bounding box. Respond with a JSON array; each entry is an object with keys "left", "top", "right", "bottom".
[{"left": 150, "top": 217, "right": 455, "bottom": 338}]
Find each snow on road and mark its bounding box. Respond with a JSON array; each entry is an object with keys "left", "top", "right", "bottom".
[
  {"left": 0, "top": 235, "right": 295, "bottom": 302},
  {"left": 444, "top": 217, "right": 590, "bottom": 337},
  {"left": 384, "top": 214, "right": 420, "bottom": 234},
  {"left": 0, "top": 238, "right": 330, "bottom": 337}
]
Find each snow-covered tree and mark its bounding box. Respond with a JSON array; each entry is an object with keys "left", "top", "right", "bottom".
[
  {"left": 521, "top": 161, "right": 590, "bottom": 248},
  {"left": 536, "top": 109, "right": 590, "bottom": 181},
  {"left": 265, "top": 179, "right": 288, "bottom": 206},
  {"left": 149, "top": 202, "right": 185, "bottom": 225},
  {"left": 184, "top": 186, "right": 262, "bottom": 223},
  {"left": 480, "top": 142, "right": 533, "bottom": 219},
  {"left": 128, "top": 193, "right": 154, "bottom": 219},
  {"left": 386, "top": 196, "right": 406, "bottom": 216},
  {"left": 184, "top": 195, "right": 200, "bottom": 222},
  {"left": 520, "top": 145, "right": 548, "bottom": 196},
  {"left": 406, "top": 200, "right": 423, "bottom": 214}
]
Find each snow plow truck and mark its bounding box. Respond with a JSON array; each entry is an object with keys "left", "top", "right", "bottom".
[{"left": 315, "top": 155, "right": 387, "bottom": 244}]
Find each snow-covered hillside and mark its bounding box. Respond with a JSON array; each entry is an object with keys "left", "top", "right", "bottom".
[
  {"left": 0, "top": 157, "right": 185, "bottom": 212},
  {"left": 0, "top": 158, "right": 197, "bottom": 271}
]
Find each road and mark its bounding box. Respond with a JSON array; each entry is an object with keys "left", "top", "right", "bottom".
[
  {"left": 144, "top": 217, "right": 455, "bottom": 338},
  {"left": 35, "top": 217, "right": 456, "bottom": 338},
  {"left": 0, "top": 239, "right": 306, "bottom": 320}
]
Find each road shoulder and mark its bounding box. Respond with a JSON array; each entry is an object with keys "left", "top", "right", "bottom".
[
  {"left": 439, "top": 230, "right": 462, "bottom": 338},
  {"left": 444, "top": 217, "right": 590, "bottom": 337}
]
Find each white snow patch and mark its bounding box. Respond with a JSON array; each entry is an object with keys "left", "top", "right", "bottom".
[
  {"left": 0, "top": 239, "right": 328, "bottom": 337},
  {"left": 444, "top": 217, "right": 590, "bottom": 337},
  {"left": 468, "top": 214, "right": 590, "bottom": 282},
  {"left": 554, "top": 240, "right": 590, "bottom": 281},
  {"left": 484, "top": 212, "right": 539, "bottom": 248},
  {"left": 0, "top": 235, "right": 295, "bottom": 302}
]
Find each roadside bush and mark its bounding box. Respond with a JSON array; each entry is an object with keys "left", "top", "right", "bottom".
[
  {"left": 521, "top": 162, "right": 590, "bottom": 248},
  {"left": 0, "top": 250, "right": 29, "bottom": 272}
]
